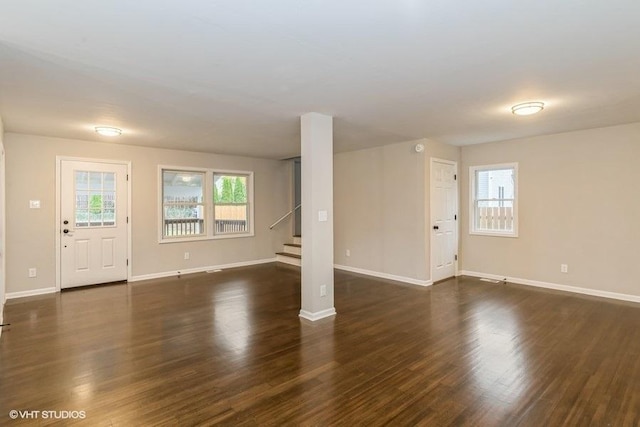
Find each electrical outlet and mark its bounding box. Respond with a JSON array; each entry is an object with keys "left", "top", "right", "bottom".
[
  {"left": 346, "top": 249, "right": 350, "bottom": 257},
  {"left": 320, "top": 285, "right": 327, "bottom": 297},
  {"left": 28, "top": 268, "right": 37, "bottom": 278},
  {"left": 560, "top": 264, "right": 568, "bottom": 273},
  {"left": 184, "top": 252, "right": 190, "bottom": 260}
]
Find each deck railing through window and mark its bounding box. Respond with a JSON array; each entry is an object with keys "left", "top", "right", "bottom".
[
  {"left": 476, "top": 206, "right": 513, "bottom": 231},
  {"left": 163, "top": 218, "right": 248, "bottom": 236},
  {"left": 164, "top": 218, "right": 205, "bottom": 236},
  {"left": 215, "top": 219, "right": 247, "bottom": 233}
]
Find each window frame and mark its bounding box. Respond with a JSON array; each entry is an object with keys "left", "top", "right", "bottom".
[
  {"left": 469, "top": 163, "right": 519, "bottom": 238},
  {"left": 158, "top": 166, "right": 255, "bottom": 243}
]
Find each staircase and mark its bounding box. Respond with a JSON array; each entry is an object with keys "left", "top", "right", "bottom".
[{"left": 276, "top": 236, "right": 301, "bottom": 266}]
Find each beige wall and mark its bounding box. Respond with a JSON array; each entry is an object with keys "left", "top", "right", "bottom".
[
  {"left": 0, "top": 117, "right": 4, "bottom": 329},
  {"left": 334, "top": 138, "right": 460, "bottom": 282},
  {"left": 5, "top": 133, "right": 291, "bottom": 294},
  {"left": 460, "top": 122, "right": 640, "bottom": 296}
]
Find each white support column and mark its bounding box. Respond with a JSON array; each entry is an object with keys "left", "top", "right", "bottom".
[{"left": 299, "top": 113, "right": 336, "bottom": 321}]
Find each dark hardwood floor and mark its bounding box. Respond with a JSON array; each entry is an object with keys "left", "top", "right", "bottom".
[{"left": 1, "top": 264, "right": 640, "bottom": 426}]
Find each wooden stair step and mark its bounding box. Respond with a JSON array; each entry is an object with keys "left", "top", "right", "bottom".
[
  {"left": 275, "top": 252, "right": 301, "bottom": 259},
  {"left": 284, "top": 243, "right": 301, "bottom": 248}
]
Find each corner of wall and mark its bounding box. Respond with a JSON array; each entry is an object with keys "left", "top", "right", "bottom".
[{"left": 334, "top": 138, "right": 451, "bottom": 283}]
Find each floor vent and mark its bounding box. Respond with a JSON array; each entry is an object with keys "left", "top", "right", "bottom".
[{"left": 480, "top": 277, "right": 501, "bottom": 283}]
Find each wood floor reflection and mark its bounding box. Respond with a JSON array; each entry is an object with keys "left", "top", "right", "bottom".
[{"left": 1, "top": 264, "right": 639, "bottom": 426}]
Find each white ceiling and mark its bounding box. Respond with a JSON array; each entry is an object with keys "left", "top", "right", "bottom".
[{"left": 1, "top": 1, "right": 639, "bottom": 159}]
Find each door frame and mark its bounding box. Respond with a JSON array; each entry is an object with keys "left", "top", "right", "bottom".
[
  {"left": 55, "top": 156, "right": 132, "bottom": 291},
  {"left": 429, "top": 157, "right": 459, "bottom": 283}
]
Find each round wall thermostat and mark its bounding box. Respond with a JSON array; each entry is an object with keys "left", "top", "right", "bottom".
[{"left": 415, "top": 144, "right": 425, "bottom": 153}]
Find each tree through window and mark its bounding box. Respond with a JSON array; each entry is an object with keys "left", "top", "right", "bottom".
[{"left": 213, "top": 174, "right": 249, "bottom": 234}]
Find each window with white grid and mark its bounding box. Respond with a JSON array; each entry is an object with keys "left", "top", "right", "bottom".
[
  {"left": 469, "top": 163, "right": 518, "bottom": 237},
  {"left": 159, "top": 167, "right": 254, "bottom": 242}
]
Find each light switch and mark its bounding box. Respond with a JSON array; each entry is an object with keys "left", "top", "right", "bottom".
[
  {"left": 29, "top": 200, "right": 41, "bottom": 209},
  {"left": 318, "top": 210, "right": 328, "bottom": 222}
]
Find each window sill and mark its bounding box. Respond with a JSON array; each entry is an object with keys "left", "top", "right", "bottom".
[
  {"left": 159, "top": 232, "right": 255, "bottom": 244},
  {"left": 469, "top": 231, "right": 518, "bottom": 238}
]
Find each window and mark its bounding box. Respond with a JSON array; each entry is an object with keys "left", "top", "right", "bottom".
[
  {"left": 160, "top": 167, "right": 253, "bottom": 242},
  {"left": 75, "top": 171, "right": 116, "bottom": 227},
  {"left": 213, "top": 173, "right": 249, "bottom": 235},
  {"left": 470, "top": 163, "right": 518, "bottom": 237},
  {"left": 162, "top": 170, "right": 205, "bottom": 238}
]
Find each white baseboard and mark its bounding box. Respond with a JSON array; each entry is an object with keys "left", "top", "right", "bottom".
[
  {"left": 299, "top": 307, "right": 337, "bottom": 321},
  {"left": 334, "top": 264, "right": 432, "bottom": 287},
  {"left": 459, "top": 270, "right": 640, "bottom": 304},
  {"left": 128, "top": 258, "right": 277, "bottom": 282},
  {"left": 6, "top": 287, "right": 57, "bottom": 300}
]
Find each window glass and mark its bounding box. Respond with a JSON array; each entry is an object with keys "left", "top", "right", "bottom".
[
  {"left": 162, "top": 171, "right": 205, "bottom": 237},
  {"left": 75, "top": 171, "right": 116, "bottom": 227},
  {"left": 213, "top": 174, "right": 249, "bottom": 235},
  {"left": 160, "top": 168, "right": 253, "bottom": 241}
]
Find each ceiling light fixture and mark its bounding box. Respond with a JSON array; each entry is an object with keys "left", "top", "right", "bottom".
[
  {"left": 95, "top": 126, "right": 122, "bottom": 137},
  {"left": 511, "top": 102, "right": 545, "bottom": 116}
]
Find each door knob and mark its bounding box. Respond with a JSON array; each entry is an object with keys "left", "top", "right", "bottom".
[
  {"left": 63, "top": 229, "right": 70, "bottom": 234},
  {"left": 63, "top": 220, "right": 69, "bottom": 225},
  {"left": 433, "top": 225, "right": 439, "bottom": 230}
]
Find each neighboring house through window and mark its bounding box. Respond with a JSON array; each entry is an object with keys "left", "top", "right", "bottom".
[
  {"left": 162, "top": 170, "right": 205, "bottom": 238},
  {"left": 469, "top": 163, "right": 518, "bottom": 237}
]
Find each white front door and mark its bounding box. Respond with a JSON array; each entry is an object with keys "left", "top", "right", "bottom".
[
  {"left": 431, "top": 159, "right": 457, "bottom": 282},
  {"left": 60, "top": 160, "right": 128, "bottom": 289}
]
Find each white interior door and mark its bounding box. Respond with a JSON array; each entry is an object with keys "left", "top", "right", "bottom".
[
  {"left": 61, "top": 160, "right": 128, "bottom": 289},
  {"left": 431, "top": 159, "right": 457, "bottom": 282}
]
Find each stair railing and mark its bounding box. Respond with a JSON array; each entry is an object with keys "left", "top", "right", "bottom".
[{"left": 269, "top": 204, "right": 301, "bottom": 229}]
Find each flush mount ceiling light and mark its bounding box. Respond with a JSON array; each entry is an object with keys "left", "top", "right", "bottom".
[
  {"left": 94, "top": 126, "right": 122, "bottom": 137},
  {"left": 511, "top": 102, "right": 545, "bottom": 116}
]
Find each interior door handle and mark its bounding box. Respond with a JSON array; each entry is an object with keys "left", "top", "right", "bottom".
[{"left": 433, "top": 225, "right": 439, "bottom": 230}]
